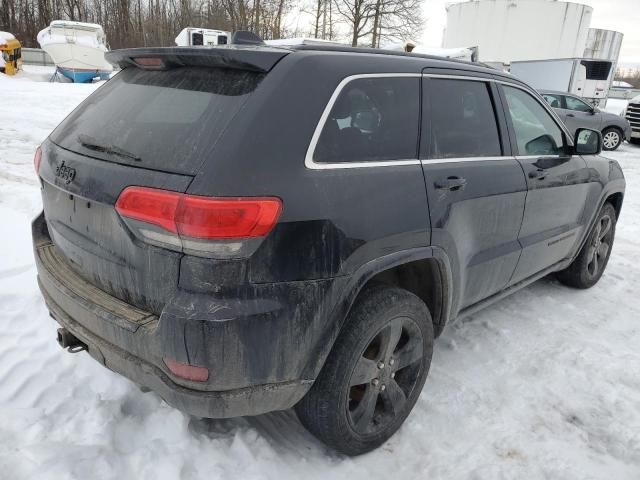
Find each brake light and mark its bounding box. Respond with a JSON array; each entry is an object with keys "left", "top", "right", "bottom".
[
  {"left": 115, "top": 187, "right": 180, "bottom": 233},
  {"left": 34, "top": 146, "right": 42, "bottom": 175},
  {"left": 115, "top": 187, "right": 282, "bottom": 257},
  {"left": 116, "top": 187, "right": 282, "bottom": 239},
  {"left": 176, "top": 196, "right": 282, "bottom": 238},
  {"left": 133, "top": 57, "right": 164, "bottom": 68}
]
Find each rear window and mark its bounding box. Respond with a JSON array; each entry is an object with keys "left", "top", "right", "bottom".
[{"left": 50, "top": 67, "right": 263, "bottom": 174}]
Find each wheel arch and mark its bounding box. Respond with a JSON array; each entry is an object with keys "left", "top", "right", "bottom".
[
  {"left": 337, "top": 248, "right": 453, "bottom": 339},
  {"left": 300, "top": 247, "right": 454, "bottom": 383},
  {"left": 569, "top": 185, "right": 625, "bottom": 266},
  {"left": 605, "top": 191, "right": 624, "bottom": 219}
]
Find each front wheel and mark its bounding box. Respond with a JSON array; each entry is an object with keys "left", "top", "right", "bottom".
[
  {"left": 295, "top": 286, "right": 434, "bottom": 456},
  {"left": 602, "top": 127, "right": 623, "bottom": 151},
  {"left": 557, "top": 203, "right": 617, "bottom": 289}
]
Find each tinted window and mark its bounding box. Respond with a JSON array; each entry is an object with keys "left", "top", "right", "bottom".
[
  {"left": 314, "top": 77, "right": 419, "bottom": 163},
  {"left": 565, "top": 95, "right": 593, "bottom": 112},
  {"left": 50, "top": 67, "right": 263, "bottom": 174},
  {"left": 429, "top": 79, "right": 502, "bottom": 159},
  {"left": 503, "top": 86, "right": 564, "bottom": 156},
  {"left": 542, "top": 93, "right": 563, "bottom": 109}
]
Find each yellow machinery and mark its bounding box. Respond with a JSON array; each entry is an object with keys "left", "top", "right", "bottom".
[{"left": 0, "top": 35, "right": 22, "bottom": 75}]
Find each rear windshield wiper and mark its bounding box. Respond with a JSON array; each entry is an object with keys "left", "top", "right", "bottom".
[{"left": 78, "top": 134, "right": 142, "bottom": 162}]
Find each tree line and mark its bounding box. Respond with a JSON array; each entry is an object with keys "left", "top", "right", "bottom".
[
  {"left": 0, "top": 0, "right": 422, "bottom": 50},
  {"left": 615, "top": 68, "right": 640, "bottom": 89}
]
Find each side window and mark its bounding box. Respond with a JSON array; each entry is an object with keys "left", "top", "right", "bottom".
[
  {"left": 565, "top": 96, "right": 593, "bottom": 113},
  {"left": 313, "top": 77, "right": 419, "bottom": 163},
  {"left": 503, "top": 86, "right": 565, "bottom": 156},
  {"left": 542, "top": 93, "right": 563, "bottom": 109},
  {"left": 429, "top": 79, "right": 502, "bottom": 159}
]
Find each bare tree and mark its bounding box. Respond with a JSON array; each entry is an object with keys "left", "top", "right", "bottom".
[
  {"left": 333, "top": 0, "right": 374, "bottom": 46},
  {"left": 369, "top": 0, "right": 422, "bottom": 48},
  {"left": 1, "top": 0, "right": 291, "bottom": 48}
]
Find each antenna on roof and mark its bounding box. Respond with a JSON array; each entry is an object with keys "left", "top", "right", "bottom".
[{"left": 230, "top": 31, "right": 264, "bottom": 46}]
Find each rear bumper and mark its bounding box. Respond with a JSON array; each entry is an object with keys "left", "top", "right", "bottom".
[{"left": 32, "top": 212, "right": 336, "bottom": 418}]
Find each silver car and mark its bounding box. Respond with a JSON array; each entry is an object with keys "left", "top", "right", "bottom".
[{"left": 541, "top": 90, "right": 632, "bottom": 151}]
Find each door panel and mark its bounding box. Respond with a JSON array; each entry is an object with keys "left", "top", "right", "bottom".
[
  {"left": 423, "top": 160, "right": 527, "bottom": 309},
  {"left": 421, "top": 76, "right": 527, "bottom": 312},
  {"left": 500, "top": 85, "right": 592, "bottom": 284},
  {"left": 510, "top": 155, "right": 590, "bottom": 283}
]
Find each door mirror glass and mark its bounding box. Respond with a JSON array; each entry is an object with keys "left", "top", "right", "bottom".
[{"left": 574, "top": 128, "right": 602, "bottom": 155}]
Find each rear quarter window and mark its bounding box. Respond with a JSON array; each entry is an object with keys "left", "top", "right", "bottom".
[
  {"left": 50, "top": 67, "right": 263, "bottom": 174},
  {"left": 313, "top": 77, "right": 420, "bottom": 163}
]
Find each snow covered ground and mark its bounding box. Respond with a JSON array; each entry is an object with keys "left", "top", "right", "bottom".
[{"left": 1, "top": 66, "right": 640, "bottom": 479}]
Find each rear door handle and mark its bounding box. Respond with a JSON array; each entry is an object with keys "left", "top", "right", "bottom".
[
  {"left": 434, "top": 176, "right": 467, "bottom": 191},
  {"left": 567, "top": 113, "right": 575, "bottom": 117}
]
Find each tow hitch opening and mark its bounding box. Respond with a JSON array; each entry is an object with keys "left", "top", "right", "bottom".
[{"left": 57, "top": 328, "right": 87, "bottom": 353}]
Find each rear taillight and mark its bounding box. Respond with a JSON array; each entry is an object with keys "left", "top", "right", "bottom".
[
  {"left": 34, "top": 146, "right": 42, "bottom": 175},
  {"left": 115, "top": 186, "right": 282, "bottom": 257}
]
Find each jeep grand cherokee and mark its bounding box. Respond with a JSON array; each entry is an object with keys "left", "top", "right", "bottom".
[{"left": 33, "top": 40, "right": 625, "bottom": 455}]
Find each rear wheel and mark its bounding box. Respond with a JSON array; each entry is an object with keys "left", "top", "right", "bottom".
[
  {"left": 602, "top": 127, "right": 623, "bottom": 151},
  {"left": 630, "top": 137, "right": 640, "bottom": 146},
  {"left": 295, "top": 286, "right": 433, "bottom": 456},
  {"left": 557, "top": 203, "right": 617, "bottom": 289}
]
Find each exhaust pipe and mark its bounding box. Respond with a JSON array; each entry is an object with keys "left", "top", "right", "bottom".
[{"left": 57, "top": 328, "right": 87, "bottom": 353}]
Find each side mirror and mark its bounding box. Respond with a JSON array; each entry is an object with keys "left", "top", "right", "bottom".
[{"left": 574, "top": 128, "right": 602, "bottom": 155}]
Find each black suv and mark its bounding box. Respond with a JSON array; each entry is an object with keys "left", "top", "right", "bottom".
[{"left": 33, "top": 42, "right": 625, "bottom": 456}]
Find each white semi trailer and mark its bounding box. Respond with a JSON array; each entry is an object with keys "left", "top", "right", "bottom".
[
  {"left": 175, "top": 28, "right": 230, "bottom": 47},
  {"left": 510, "top": 58, "right": 615, "bottom": 105}
]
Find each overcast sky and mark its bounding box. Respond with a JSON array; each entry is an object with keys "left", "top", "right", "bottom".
[{"left": 421, "top": 0, "right": 640, "bottom": 64}]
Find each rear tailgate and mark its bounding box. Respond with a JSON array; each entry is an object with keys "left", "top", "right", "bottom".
[
  {"left": 39, "top": 48, "right": 285, "bottom": 313},
  {"left": 39, "top": 140, "right": 191, "bottom": 314}
]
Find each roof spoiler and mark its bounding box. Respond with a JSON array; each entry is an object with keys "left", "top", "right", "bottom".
[{"left": 106, "top": 44, "right": 288, "bottom": 73}]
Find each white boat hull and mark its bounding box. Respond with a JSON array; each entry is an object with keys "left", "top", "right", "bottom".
[{"left": 38, "top": 21, "right": 113, "bottom": 82}]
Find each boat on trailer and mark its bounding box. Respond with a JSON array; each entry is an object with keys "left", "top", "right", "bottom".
[{"left": 37, "top": 21, "right": 113, "bottom": 83}]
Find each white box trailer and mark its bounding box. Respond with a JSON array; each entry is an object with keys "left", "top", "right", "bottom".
[
  {"left": 175, "top": 28, "right": 230, "bottom": 47},
  {"left": 510, "top": 58, "right": 615, "bottom": 105}
]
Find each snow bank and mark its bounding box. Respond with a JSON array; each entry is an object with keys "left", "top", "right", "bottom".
[{"left": 1, "top": 67, "right": 640, "bottom": 479}]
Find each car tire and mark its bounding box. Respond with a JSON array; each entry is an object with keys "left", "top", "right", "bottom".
[
  {"left": 630, "top": 137, "right": 640, "bottom": 146},
  {"left": 556, "top": 203, "right": 617, "bottom": 289},
  {"left": 295, "top": 286, "right": 434, "bottom": 456},
  {"left": 602, "top": 127, "right": 623, "bottom": 151}
]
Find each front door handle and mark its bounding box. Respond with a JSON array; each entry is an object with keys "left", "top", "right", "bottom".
[
  {"left": 529, "top": 168, "right": 548, "bottom": 180},
  {"left": 434, "top": 176, "right": 467, "bottom": 191},
  {"left": 567, "top": 113, "right": 575, "bottom": 118}
]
